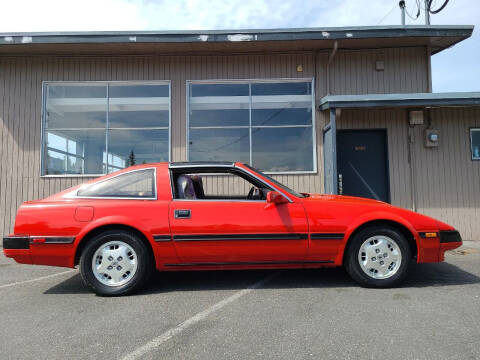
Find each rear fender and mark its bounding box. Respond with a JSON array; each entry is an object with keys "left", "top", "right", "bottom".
[{"left": 70, "top": 216, "right": 156, "bottom": 267}]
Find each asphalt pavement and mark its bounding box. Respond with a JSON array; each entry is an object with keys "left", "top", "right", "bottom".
[{"left": 1, "top": 242, "right": 479, "bottom": 360}]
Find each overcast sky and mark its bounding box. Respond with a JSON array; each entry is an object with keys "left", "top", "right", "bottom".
[{"left": 0, "top": 0, "right": 478, "bottom": 92}]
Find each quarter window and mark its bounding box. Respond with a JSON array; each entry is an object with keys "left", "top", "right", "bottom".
[
  {"left": 77, "top": 168, "right": 156, "bottom": 198},
  {"left": 471, "top": 129, "right": 480, "bottom": 160},
  {"left": 42, "top": 82, "right": 170, "bottom": 175},
  {"left": 187, "top": 80, "right": 315, "bottom": 173}
]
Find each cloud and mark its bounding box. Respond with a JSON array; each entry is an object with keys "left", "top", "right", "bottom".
[
  {"left": 0, "top": 0, "right": 400, "bottom": 32},
  {"left": 0, "top": 0, "right": 147, "bottom": 31},
  {"left": 134, "top": 0, "right": 399, "bottom": 30}
]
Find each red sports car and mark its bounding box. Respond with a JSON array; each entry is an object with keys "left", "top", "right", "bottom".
[{"left": 3, "top": 162, "right": 462, "bottom": 296}]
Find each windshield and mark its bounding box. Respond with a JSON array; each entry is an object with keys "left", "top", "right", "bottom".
[{"left": 242, "top": 164, "right": 306, "bottom": 198}]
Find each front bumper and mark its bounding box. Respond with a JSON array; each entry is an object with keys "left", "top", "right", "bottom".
[
  {"left": 439, "top": 230, "right": 462, "bottom": 243},
  {"left": 417, "top": 230, "right": 462, "bottom": 262},
  {"left": 439, "top": 230, "right": 463, "bottom": 261}
]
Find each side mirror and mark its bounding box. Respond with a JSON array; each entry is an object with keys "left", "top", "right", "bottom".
[{"left": 266, "top": 191, "right": 289, "bottom": 204}]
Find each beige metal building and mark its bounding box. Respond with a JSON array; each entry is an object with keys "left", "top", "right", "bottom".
[{"left": 0, "top": 26, "right": 479, "bottom": 239}]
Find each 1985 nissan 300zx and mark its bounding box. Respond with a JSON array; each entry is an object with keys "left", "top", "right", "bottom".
[{"left": 3, "top": 162, "right": 462, "bottom": 296}]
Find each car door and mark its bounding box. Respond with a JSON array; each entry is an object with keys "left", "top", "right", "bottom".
[{"left": 168, "top": 171, "right": 308, "bottom": 264}]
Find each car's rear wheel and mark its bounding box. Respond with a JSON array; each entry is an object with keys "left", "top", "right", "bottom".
[
  {"left": 80, "top": 230, "right": 153, "bottom": 296},
  {"left": 345, "top": 225, "right": 411, "bottom": 288}
]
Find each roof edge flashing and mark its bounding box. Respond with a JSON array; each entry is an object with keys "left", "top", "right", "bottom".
[
  {"left": 319, "top": 92, "right": 480, "bottom": 110},
  {"left": 0, "top": 25, "right": 473, "bottom": 46}
]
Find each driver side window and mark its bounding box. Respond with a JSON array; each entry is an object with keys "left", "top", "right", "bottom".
[{"left": 172, "top": 170, "right": 271, "bottom": 201}]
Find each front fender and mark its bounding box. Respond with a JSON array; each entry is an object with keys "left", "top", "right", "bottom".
[{"left": 335, "top": 211, "right": 423, "bottom": 265}]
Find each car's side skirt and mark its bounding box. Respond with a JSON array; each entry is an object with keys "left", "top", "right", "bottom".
[{"left": 164, "top": 260, "right": 334, "bottom": 267}]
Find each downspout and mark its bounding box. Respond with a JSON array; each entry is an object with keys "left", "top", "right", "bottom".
[
  {"left": 426, "top": 46, "right": 432, "bottom": 93},
  {"left": 326, "top": 41, "right": 339, "bottom": 194},
  {"left": 326, "top": 40, "right": 338, "bottom": 95}
]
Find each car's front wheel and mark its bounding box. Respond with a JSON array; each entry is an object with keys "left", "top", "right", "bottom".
[
  {"left": 345, "top": 225, "right": 411, "bottom": 288},
  {"left": 80, "top": 230, "right": 153, "bottom": 296}
]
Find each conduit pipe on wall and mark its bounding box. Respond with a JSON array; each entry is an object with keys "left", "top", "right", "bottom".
[
  {"left": 326, "top": 40, "right": 338, "bottom": 95},
  {"left": 407, "top": 123, "right": 417, "bottom": 212}
]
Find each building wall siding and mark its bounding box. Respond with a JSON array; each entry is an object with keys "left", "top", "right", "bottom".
[
  {"left": 0, "top": 47, "right": 429, "bottom": 236},
  {"left": 330, "top": 47, "right": 429, "bottom": 95},
  {"left": 412, "top": 107, "right": 480, "bottom": 240},
  {"left": 338, "top": 108, "right": 480, "bottom": 240}
]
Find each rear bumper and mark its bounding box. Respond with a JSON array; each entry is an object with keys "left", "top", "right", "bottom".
[
  {"left": 3, "top": 235, "right": 76, "bottom": 267},
  {"left": 3, "top": 236, "right": 30, "bottom": 249},
  {"left": 3, "top": 237, "right": 33, "bottom": 264}
]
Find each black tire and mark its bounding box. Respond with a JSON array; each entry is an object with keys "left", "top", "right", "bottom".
[
  {"left": 344, "top": 225, "right": 411, "bottom": 288},
  {"left": 79, "top": 230, "right": 153, "bottom": 296}
]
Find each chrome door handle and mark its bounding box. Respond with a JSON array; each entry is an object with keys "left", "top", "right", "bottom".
[
  {"left": 174, "top": 209, "right": 191, "bottom": 219},
  {"left": 338, "top": 174, "right": 343, "bottom": 195}
]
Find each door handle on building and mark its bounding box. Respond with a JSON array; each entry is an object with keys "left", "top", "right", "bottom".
[{"left": 338, "top": 173, "right": 343, "bottom": 195}]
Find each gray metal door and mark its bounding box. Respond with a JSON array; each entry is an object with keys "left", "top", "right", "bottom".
[{"left": 337, "top": 129, "right": 390, "bottom": 203}]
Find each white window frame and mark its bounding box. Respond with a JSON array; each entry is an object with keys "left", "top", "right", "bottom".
[
  {"left": 471, "top": 128, "right": 480, "bottom": 161},
  {"left": 186, "top": 78, "right": 317, "bottom": 175},
  {"left": 41, "top": 80, "right": 172, "bottom": 177}
]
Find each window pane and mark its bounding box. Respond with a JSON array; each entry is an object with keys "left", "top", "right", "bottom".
[
  {"left": 252, "top": 108, "right": 312, "bottom": 126},
  {"left": 252, "top": 82, "right": 312, "bottom": 95},
  {"left": 109, "top": 84, "right": 169, "bottom": 98},
  {"left": 189, "top": 83, "right": 251, "bottom": 162},
  {"left": 108, "top": 84, "right": 169, "bottom": 128},
  {"left": 189, "top": 83, "right": 249, "bottom": 127},
  {"left": 45, "top": 130, "right": 106, "bottom": 175},
  {"left": 189, "top": 128, "right": 249, "bottom": 163},
  {"left": 472, "top": 130, "right": 480, "bottom": 159},
  {"left": 252, "top": 127, "right": 313, "bottom": 172},
  {"left": 77, "top": 169, "right": 155, "bottom": 198},
  {"left": 252, "top": 82, "right": 312, "bottom": 126},
  {"left": 107, "top": 129, "right": 169, "bottom": 172},
  {"left": 46, "top": 150, "right": 83, "bottom": 175},
  {"left": 190, "top": 110, "right": 249, "bottom": 127},
  {"left": 45, "top": 84, "right": 107, "bottom": 129},
  {"left": 191, "top": 84, "right": 249, "bottom": 97}
]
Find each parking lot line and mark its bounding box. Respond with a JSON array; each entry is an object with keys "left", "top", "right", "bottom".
[
  {"left": 121, "top": 271, "right": 279, "bottom": 360},
  {"left": 0, "top": 269, "right": 76, "bottom": 290}
]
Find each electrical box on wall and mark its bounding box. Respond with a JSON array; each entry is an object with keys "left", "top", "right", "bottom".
[
  {"left": 425, "top": 129, "right": 439, "bottom": 147},
  {"left": 409, "top": 110, "right": 424, "bottom": 125},
  {"left": 375, "top": 60, "right": 384, "bottom": 71}
]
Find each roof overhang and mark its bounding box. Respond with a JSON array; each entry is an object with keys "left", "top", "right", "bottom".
[
  {"left": 0, "top": 25, "right": 473, "bottom": 56},
  {"left": 319, "top": 92, "right": 480, "bottom": 110}
]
